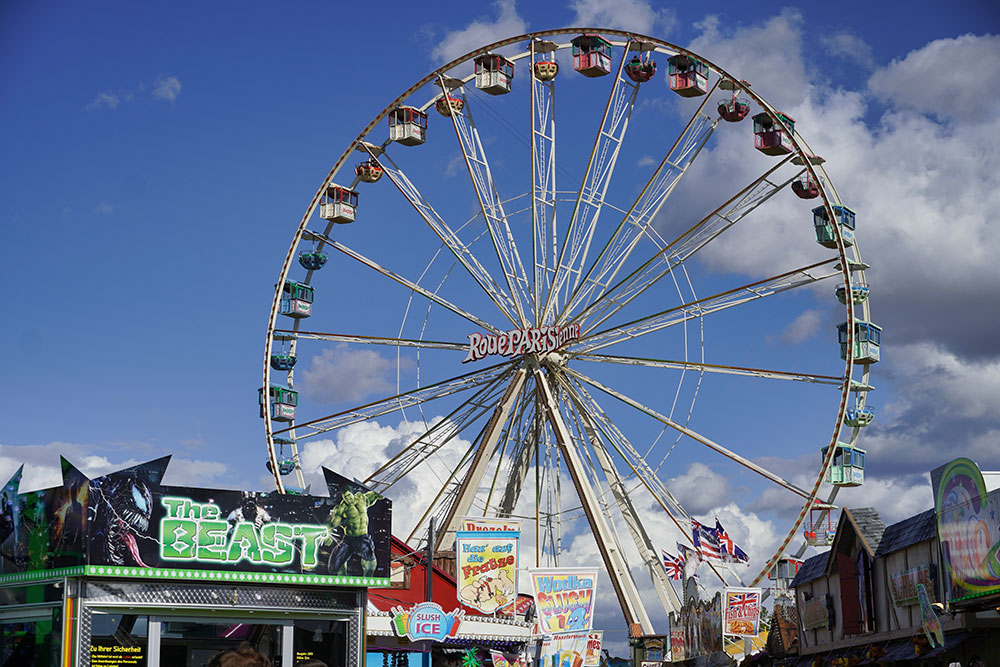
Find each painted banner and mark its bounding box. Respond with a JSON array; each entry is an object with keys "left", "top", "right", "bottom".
[
  {"left": 666, "top": 592, "right": 723, "bottom": 660},
  {"left": 539, "top": 631, "right": 597, "bottom": 667},
  {"left": 490, "top": 650, "right": 526, "bottom": 667},
  {"left": 530, "top": 567, "right": 598, "bottom": 632},
  {"left": 459, "top": 516, "right": 522, "bottom": 533},
  {"left": 723, "top": 587, "right": 762, "bottom": 637},
  {"left": 455, "top": 530, "right": 518, "bottom": 613},
  {"left": 669, "top": 624, "right": 685, "bottom": 662},
  {"left": 890, "top": 564, "right": 935, "bottom": 607},
  {"left": 584, "top": 631, "right": 603, "bottom": 667},
  {"left": 0, "top": 456, "right": 392, "bottom": 586},
  {"left": 931, "top": 457, "right": 1000, "bottom": 603}
]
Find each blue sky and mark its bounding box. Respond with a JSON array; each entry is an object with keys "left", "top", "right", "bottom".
[{"left": 2, "top": 0, "right": 999, "bottom": 652}]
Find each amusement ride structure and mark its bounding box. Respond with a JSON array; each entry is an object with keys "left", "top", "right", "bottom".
[{"left": 260, "top": 29, "right": 878, "bottom": 633}]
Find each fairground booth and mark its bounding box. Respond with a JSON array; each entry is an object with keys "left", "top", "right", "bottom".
[{"left": 0, "top": 456, "right": 392, "bottom": 667}]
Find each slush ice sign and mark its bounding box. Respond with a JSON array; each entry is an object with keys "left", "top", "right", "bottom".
[
  {"left": 391, "top": 602, "right": 464, "bottom": 642},
  {"left": 530, "top": 567, "right": 598, "bottom": 632}
]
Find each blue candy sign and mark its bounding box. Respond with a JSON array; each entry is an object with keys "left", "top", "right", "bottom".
[{"left": 390, "top": 602, "right": 464, "bottom": 642}]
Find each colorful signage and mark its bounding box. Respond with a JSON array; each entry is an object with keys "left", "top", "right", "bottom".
[
  {"left": 464, "top": 324, "right": 581, "bottom": 363},
  {"left": 584, "top": 631, "right": 603, "bottom": 667},
  {"left": 931, "top": 457, "right": 1000, "bottom": 603},
  {"left": 723, "top": 587, "right": 762, "bottom": 637},
  {"left": 455, "top": 529, "right": 518, "bottom": 613},
  {"left": 491, "top": 650, "right": 526, "bottom": 667},
  {"left": 667, "top": 592, "right": 723, "bottom": 660},
  {"left": 0, "top": 457, "right": 392, "bottom": 586},
  {"left": 460, "top": 516, "right": 522, "bottom": 532},
  {"left": 890, "top": 564, "right": 935, "bottom": 607},
  {"left": 539, "top": 631, "right": 596, "bottom": 667},
  {"left": 801, "top": 595, "right": 831, "bottom": 631},
  {"left": 530, "top": 567, "right": 598, "bottom": 632},
  {"left": 391, "top": 602, "right": 464, "bottom": 642}
]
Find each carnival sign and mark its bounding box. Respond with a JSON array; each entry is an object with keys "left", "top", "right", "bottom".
[
  {"left": 667, "top": 592, "right": 723, "bottom": 660},
  {"left": 801, "top": 595, "right": 832, "bottom": 631},
  {"left": 455, "top": 529, "right": 518, "bottom": 613},
  {"left": 530, "top": 567, "right": 598, "bottom": 632},
  {"left": 723, "top": 587, "right": 762, "bottom": 637},
  {"left": 890, "top": 564, "right": 935, "bottom": 607},
  {"left": 460, "top": 516, "right": 522, "bottom": 533},
  {"left": 463, "top": 324, "right": 580, "bottom": 363},
  {"left": 0, "top": 456, "right": 392, "bottom": 586},
  {"left": 391, "top": 602, "right": 464, "bottom": 642},
  {"left": 931, "top": 457, "right": 1000, "bottom": 603},
  {"left": 539, "top": 631, "right": 598, "bottom": 667}
]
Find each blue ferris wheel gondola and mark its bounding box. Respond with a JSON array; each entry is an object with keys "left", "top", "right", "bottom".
[{"left": 298, "top": 251, "right": 328, "bottom": 271}]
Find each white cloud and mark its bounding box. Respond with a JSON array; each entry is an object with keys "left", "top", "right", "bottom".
[
  {"left": 0, "top": 442, "right": 243, "bottom": 493},
  {"left": 820, "top": 31, "right": 875, "bottom": 68},
  {"left": 299, "top": 344, "right": 412, "bottom": 404},
  {"left": 666, "top": 462, "right": 730, "bottom": 515},
  {"left": 688, "top": 10, "right": 809, "bottom": 110},
  {"left": 151, "top": 75, "right": 182, "bottom": 103},
  {"left": 568, "top": 0, "right": 676, "bottom": 37},
  {"left": 869, "top": 34, "right": 1000, "bottom": 122},
  {"left": 637, "top": 155, "right": 656, "bottom": 168},
  {"left": 780, "top": 309, "right": 823, "bottom": 344},
  {"left": 85, "top": 75, "right": 182, "bottom": 111},
  {"left": 86, "top": 92, "right": 124, "bottom": 111},
  {"left": 95, "top": 201, "right": 116, "bottom": 215},
  {"left": 430, "top": 0, "right": 528, "bottom": 65},
  {"left": 297, "top": 416, "right": 475, "bottom": 538}
]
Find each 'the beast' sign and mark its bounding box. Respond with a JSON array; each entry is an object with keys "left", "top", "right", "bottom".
[{"left": 464, "top": 324, "right": 581, "bottom": 363}]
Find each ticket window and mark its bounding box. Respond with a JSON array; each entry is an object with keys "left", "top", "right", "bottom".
[
  {"left": 158, "top": 618, "right": 282, "bottom": 667},
  {"left": 292, "top": 619, "right": 348, "bottom": 666},
  {"left": 89, "top": 612, "right": 149, "bottom": 666}
]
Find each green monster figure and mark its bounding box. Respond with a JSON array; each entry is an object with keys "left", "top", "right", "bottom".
[{"left": 324, "top": 489, "right": 383, "bottom": 576}]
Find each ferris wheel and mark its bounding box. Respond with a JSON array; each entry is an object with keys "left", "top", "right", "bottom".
[{"left": 260, "top": 28, "right": 877, "bottom": 630}]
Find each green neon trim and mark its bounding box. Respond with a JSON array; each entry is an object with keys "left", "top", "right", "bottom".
[
  {"left": 0, "top": 566, "right": 85, "bottom": 584},
  {"left": 951, "top": 587, "right": 1000, "bottom": 603},
  {"left": 77, "top": 565, "right": 389, "bottom": 587}
]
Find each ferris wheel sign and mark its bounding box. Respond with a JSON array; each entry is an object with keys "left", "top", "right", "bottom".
[{"left": 463, "top": 324, "right": 581, "bottom": 363}]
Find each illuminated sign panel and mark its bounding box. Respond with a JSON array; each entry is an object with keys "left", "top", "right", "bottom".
[{"left": 464, "top": 324, "right": 581, "bottom": 363}]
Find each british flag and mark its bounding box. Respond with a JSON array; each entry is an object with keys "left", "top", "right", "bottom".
[
  {"left": 661, "top": 549, "right": 684, "bottom": 580},
  {"left": 692, "top": 520, "right": 723, "bottom": 561},
  {"left": 715, "top": 518, "right": 750, "bottom": 564}
]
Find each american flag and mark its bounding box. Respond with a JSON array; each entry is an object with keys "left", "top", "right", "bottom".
[
  {"left": 692, "top": 520, "right": 723, "bottom": 561},
  {"left": 716, "top": 518, "right": 750, "bottom": 564},
  {"left": 661, "top": 549, "right": 684, "bottom": 580}
]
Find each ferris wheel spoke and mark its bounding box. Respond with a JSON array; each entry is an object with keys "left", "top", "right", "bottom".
[
  {"left": 560, "top": 375, "right": 727, "bottom": 590},
  {"left": 437, "top": 368, "right": 529, "bottom": 541},
  {"left": 278, "top": 329, "right": 467, "bottom": 352},
  {"left": 541, "top": 39, "right": 640, "bottom": 325},
  {"left": 442, "top": 82, "right": 533, "bottom": 326},
  {"left": 304, "top": 230, "right": 502, "bottom": 335},
  {"left": 566, "top": 367, "right": 813, "bottom": 499},
  {"left": 574, "top": 157, "right": 800, "bottom": 331},
  {"left": 559, "top": 79, "right": 722, "bottom": 323},
  {"left": 573, "top": 258, "right": 839, "bottom": 353},
  {"left": 535, "top": 366, "right": 655, "bottom": 631},
  {"left": 530, "top": 40, "right": 559, "bottom": 323},
  {"left": 360, "top": 146, "right": 522, "bottom": 327},
  {"left": 276, "top": 359, "right": 514, "bottom": 440},
  {"left": 365, "top": 364, "right": 520, "bottom": 494},
  {"left": 482, "top": 383, "right": 535, "bottom": 517},
  {"left": 571, "top": 352, "right": 845, "bottom": 386}
]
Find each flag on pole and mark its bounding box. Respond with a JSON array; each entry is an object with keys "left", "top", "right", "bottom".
[
  {"left": 677, "top": 543, "right": 700, "bottom": 580},
  {"left": 661, "top": 549, "right": 684, "bottom": 580},
  {"left": 715, "top": 518, "right": 750, "bottom": 564},
  {"left": 692, "top": 520, "right": 723, "bottom": 561}
]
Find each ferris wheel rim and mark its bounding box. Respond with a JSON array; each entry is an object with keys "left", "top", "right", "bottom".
[{"left": 262, "top": 26, "right": 871, "bottom": 618}]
